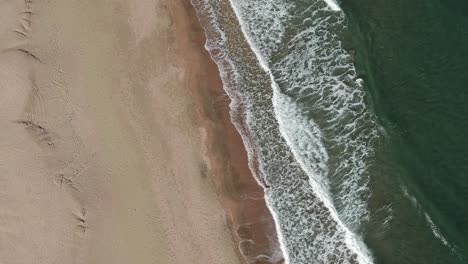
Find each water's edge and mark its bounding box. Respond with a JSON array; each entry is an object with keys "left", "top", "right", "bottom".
[
  {"left": 189, "top": 1, "right": 287, "bottom": 263},
  {"left": 190, "top": 0, "right": 378, "bottom": 263}
]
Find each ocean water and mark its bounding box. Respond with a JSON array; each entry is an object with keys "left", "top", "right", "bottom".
[
  {"left": 191, "top": 0, "right": 468, "bottom": 263},
  {"left": 341, "top": 0, "right": 468, "bottom": 263}
]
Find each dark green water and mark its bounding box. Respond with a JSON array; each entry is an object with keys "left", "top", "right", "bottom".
[{"left": 341, "top": 0, "right": 468, "bottom": 263}]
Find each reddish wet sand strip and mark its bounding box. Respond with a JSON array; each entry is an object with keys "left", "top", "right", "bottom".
[{"left": 167, "top": 1, "right": 284, "bottom": 263}]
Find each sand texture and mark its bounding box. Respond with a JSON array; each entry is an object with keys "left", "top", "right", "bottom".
[{"left": 0, "top": 0, "right": 243, "bottom": 263}]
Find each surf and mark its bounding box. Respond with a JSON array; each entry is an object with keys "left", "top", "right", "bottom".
[{"left": 192, "top": 0, "right": 380, "bottom": 262}]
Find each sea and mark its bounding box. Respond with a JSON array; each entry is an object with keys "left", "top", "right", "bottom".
[{"left": 191, "top": 0, "right": 468, "bottom": 263}]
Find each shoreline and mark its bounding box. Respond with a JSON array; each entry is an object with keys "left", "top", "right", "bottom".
[{"left": 167, "top": 1, "right": 283, "bottom": 263}]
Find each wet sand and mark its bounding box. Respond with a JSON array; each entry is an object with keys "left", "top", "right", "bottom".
[{"left": 168, "top": 1, "right": 284, "bottom": 263}]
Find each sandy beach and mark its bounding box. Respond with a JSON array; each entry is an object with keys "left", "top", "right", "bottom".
[{"left": 0, "top": 0, "right": 280, "bottom": 263}]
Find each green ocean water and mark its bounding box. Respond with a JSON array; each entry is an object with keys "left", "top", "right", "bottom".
[{"left": 341, "top": 0, "right": 468, "bottom": 263}]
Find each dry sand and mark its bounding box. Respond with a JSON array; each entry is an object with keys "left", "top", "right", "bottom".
[{"left": 0, "top": 0, "right": 242, "bottom": 263}]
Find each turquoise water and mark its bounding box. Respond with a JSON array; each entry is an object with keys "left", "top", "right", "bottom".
[{"left": 193, "top": 0, "right": 468, "bottom": 262}]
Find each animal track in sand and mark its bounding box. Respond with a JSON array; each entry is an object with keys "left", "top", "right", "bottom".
[
  {"left": 16, "top": 48, "right": 41, "bottom": 63},
  {"left": 53, "top": 160, "right": 90, "bottom": 193},
  {"left": 14, "top": 0, "right": 33, "bottom": 38},
  {"left": 73, "top": 207, "right": 87, "bottom": 236},
  {"left": 54, "top": 174, "right": 79, "bottom": 192},
  {"left": 11, "top": 0, "right": 43, "bottom": 63},
  {"left": 15, "top": 120, "right": 55, "bottom": 150}
]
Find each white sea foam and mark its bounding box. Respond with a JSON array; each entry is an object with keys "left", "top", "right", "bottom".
[
  {"left": 227, "top": 0, "right": 376, "bottom": 262},
  {"left": 192, "top": 0, "right": 378, "bottom": 262},
  {"left": 273, "top": 84, "right": 374, "bottom": 264},
  {"left": 229, "top": 0, "right": 293, "bottom": 60},
  {"left": 401, "top": 185, "right": 463, "bottom": 259},
  {"left": 425, "top": 213, "right": 452, "bottom": 249},
  {"left": 401, "top": 185, "right": 420, "bottom": 209},
  {"left": 324, "top": 0, "right": 342, "bottom": 11},
  {"left": 424, "top": 212, "right": 463, "bottom": 261},
  {"left": 402, "top": 186, "right": 459, "bottom": 255}
]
